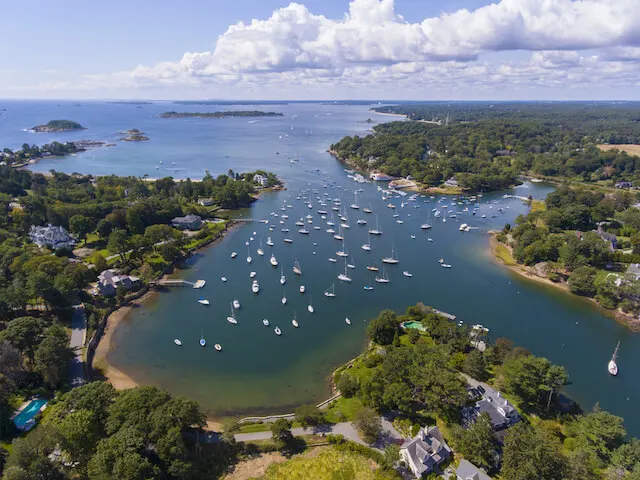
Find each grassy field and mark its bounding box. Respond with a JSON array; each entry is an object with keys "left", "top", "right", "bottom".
[
  {"left": 324, "top": 397, "right": 363, "bottom": 423},
  {"left": 530, "top": 199, "right": 546, "bottom": 213},
  {"left": 598, "top": 144, "right": 640, "bottom": 156},
  {"left": 258, "top": 446, "right": 380, "bottom": 479},
  {"left": 238, "top": 421, "right": 302, "bottom": 433},
  {"left": 495, "top": 243, "right": 516, "bottom": 266}
]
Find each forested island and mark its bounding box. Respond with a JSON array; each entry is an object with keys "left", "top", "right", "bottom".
[
  {"left": 331, "top": 103, "right": 640, "bottom": 192},
  {"left": 0, "top": 141, "right": 113, "bottom": 167},
  {"left": 31, "top": 120, "right": 86, "bottom": 132},
  {"left": 160, "top": 111, "right": 284, "bottom": 119}
]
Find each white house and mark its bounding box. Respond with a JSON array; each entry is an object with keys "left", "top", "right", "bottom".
[
  {"left": 400, "top": 425, "right": 451, "bottom": 478},
  {"left": 29, "top": 224, "right": 75, "bottom": 250},
  {"left": 197, "top": 198, "right": 214, "bottom": 207},
  {"left": 253, "top": 174, "right": 268, "bottom": 187}
]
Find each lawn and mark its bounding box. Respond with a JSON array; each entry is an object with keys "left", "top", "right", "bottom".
[
  {"left": 530, "top": 199, "right": 546, "bottom": 213},
  {"left": 324, "top": 396, "right": 363, "bottom": 423},
  {"left": 495, "top": 244, "right": 516, "bottom": 266},
  {"left": 238, "top": 421, "right": 303, "bottom": 433},
  {"left": 258, "top": 446, "right": 381, "bottom": 479}
]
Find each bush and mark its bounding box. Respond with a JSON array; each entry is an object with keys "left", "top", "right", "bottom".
[
  {"left": 568, "top": 266, "right": 597, "bottom": 297},
  {"left": 337, "top": 373, "right": 359, "bottom": 398},
  {"left": 548, "top": 271, "right": 560, "bottom": 282},
  {"left": 363, "top": 353, "right": 383, "bottom": 368}
]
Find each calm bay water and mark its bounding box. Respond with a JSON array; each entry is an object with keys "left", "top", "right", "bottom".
[{"left": 1, "top": 100, "right": 638, "bottom": 433}]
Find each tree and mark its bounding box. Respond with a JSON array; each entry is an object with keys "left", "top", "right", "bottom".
[
  {"left": 500, "top": 354, "right": 553, "bottom": 407},
  {"left": 55, "top": 409, "right": 101, "bottom": 466},
  {"left": 611, "top": 439, "right": 640, "bottom": 472},
  {"left": 366, "top": 310, "right": 399, "bottom": 345},
  {"left": 96, "top": 218, "right": 114, "bottom": 238},
  {"left": 0, "top": 316, "right": 46, "bottom": 360},
  {"left": 501, "top": 423, "right": 567, "bottom": 480},
  {"left": 3, "top": 425, "right": 64, "bottom": 480},
  {"left": 568, "top": 266, "right": 597, "bottom": 297},
  {"left": 294, "top": 404, "right": 324, "bottom": 428},
  {"left": 462, "top": 349, "right": 488, "bottom": 381},
  {"left": 450, "top": 414, "right": 497, "bottom": 470},
  {"left": 569, "top": 410, "right": 626, "bottom": 462},
  {"left": 337, "top": 372, "right": 359, "bottom": 398},
  {"left": 270, "top": 419, "right": 294, "bottom": 450},
  {"left": 353, "top": 407, "right": 381, "bottom": 444},
  {"left": 69, "top": 214, "right": 93, "bottom": 241},
  {"left": 33, "top": 325, "right": 74, "bottom": 388},
  {"left": 93, "top": 253, "right": 108, "bottom": 272},
  {"left": 221, "top": 417, "right": 240, "bottom": 445},
  {"left": 543, "top": 364, "right": 569, "bottom": 410},
  {"left": 107, "top": 228, "right": 130, "bottom": 262}
]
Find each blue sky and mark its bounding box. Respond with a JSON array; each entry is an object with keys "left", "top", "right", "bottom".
[{"left": 1, "top": 0, "right": 638, "bottom": 100}]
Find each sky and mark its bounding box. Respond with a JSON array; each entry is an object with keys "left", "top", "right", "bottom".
[{"left": 1, "top": 0, "right": 639, "bottom": 100}]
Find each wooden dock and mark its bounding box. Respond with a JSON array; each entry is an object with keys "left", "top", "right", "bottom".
[{"left": 152, "top": 279, "right": 194, "bottom": 288}]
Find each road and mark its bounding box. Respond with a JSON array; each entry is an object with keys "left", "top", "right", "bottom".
[{"left": 69, "top": 305, "right": 87, "bottom": 388}]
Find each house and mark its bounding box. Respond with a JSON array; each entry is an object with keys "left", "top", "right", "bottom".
[
  {"left": 171, "top": 214, "right": 202, "bottom": 230},
  {"left": 253, "top": 174, "right": 268, "bottom": 187},
  {"left": 29, "top": 224, "right": 75, "bottom": 250},
  {"left": 615, "top": 181, "right": 633, "bottom": 189},
  {"left": 596, "top": 226, "right": 618, "bottom": 250},
  {"left": 627, "top": 264, "right": 640, "bottom": 280},
  {"left": 97, "top": 269, "right": 140, "bottom": 297},
  {"left": 370, "top": 173, "right": 393, "bottom": 181},
  {"left": 400, "top": 426, "right": 451, "bottom": 478},
  {"left": 466, "top": 385, "right": 520, "bottom": 431},
  {"left": 197, "top": 198, "right": 214, "bottom": 207},
  {"left": 495, "top": 149, "right": 514, "bottom": 157},
  {"left": 444, "top": 177, "right": 459, "bottom": 187},
  {"left": 456, "top": 459, "right": 492, "bottom": 480}
]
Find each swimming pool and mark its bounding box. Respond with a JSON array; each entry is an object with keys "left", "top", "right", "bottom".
[
  {"left": 401, "top": 321, "right": 426, "bottom": 332},
  {"left": 12, "top": 399, "right": 48, "bottom": 430}
]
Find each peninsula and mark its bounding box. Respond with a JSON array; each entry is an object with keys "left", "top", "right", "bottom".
[
  {"left": 159, "top": 110, "right": 284, "bottom": 119},
  {"left": 32, "top": 119, "right": 86, "bottom": 132}
]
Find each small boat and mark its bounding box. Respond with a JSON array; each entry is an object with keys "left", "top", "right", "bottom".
[
  {"left": 252, "top": 280, "right": 260, "bottom": 294},
  {"left": 270, "top": 254, "right": 279, "bottom": 267},
  {"left": 338, "top": 259, "right": 352, "bottom": 282},
  {"left": 198, "top": 298, "right": 210, "bottom": 305},
  {"left": 221, "top": 276, "right": 227, "bottom": 282},
  {"left": 403, "top": 271, "right": 413, "bottom": 277},
  {"left": 441, "top": 264, "right": 452, "bottom": 268},
  {"left": 293, "top": 258, "right": 302, "bottom": 275},
  {"left": 227, "top": 304, "right": 238, "bottom": 324},
  {"left": 284, "top": 238, "right": 293, "bottom": 244},
  {"left": 382, "top": 247, "right": 399, "bottom": 264},
  {"left": 345, "top": 317, "right": 351, "bottom": 325},
  {"left": 308, "top": 296, "right": 314, "bottom": 313},
  {"left": 200, "top": 337, "right": 206, "bottom": 347},
  {"left": 609, "top": 341, "right": 620, "bottom": 376},
  {"left": 231, "top": 252, "right": 238, "bottom": 258},
  {"left": 459, "top": 223, "right": 468, "bottom": 231},
  {"left": 375, "top": 268, "right": 390, "bottom": 283},
  {"left": 369, "top": 215, "right": 382, "bottom": 235},
  {"left": 281, "top": 296, "right": 287, "bottom": 305},
  {"left": 324, "top": 283, "right": 336, "bottom": 298},
  {"left": 363, "top": 207, "right": 372, "bottom": 214},
  {"left": 364, "top": 285, "right": 374, "bottom": 291},
  {"left": 233, "top": 299, "right": 240, "bottom": 309},
  {"left": 174, "top": 339, "right": 182, "bottom": 346},
  {"left": 328, "top": 257, "right": 337, "bottom": 263},
  {"left": 246, "top": 246, "right": 252, "bottom": 264},
  {"left": 280, "top": 268, "right": 286, "bottom": 285},
  {"left": 298, "top": 228, "right": 310, "bottom": 234},
  {"left": 266, "top": 237, "right": 274, "bottom": 246},
  {"left": 357, "top": 219, "right": 367, "bottom": 225},
  {"left": 366, "top": 265, "right": 379, "bottom": 272},
  {"left": 263, "top": 319, "right": 270, "bottom": 326},
  {"left": 250, "top": 271, "right": 257, "bottom": 278},
  {"left": 299, "top": 285, "right": 305, "bottom": 294},
  {"left": 439, "top": 258, "right": 445, "bottom": 263},
  {"left": 427, "top": 238, "right": 433, "bottom": 242},
  {"left": 274, "top": 327, "right": 282, "bottom": 335},
  {"left": 214, "top": 344, "right": 222, "bottom": 351},
  {"left": 292, "top": 313, "right": 299, "bottom": 328}
]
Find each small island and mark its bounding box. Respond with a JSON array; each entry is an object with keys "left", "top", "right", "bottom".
[
  {"left": 32, "top": 119, "right": 86, "bottom": 132},
  {"left": 119, "top": 128, "right": 150, "bottom": 142},
  {"left": 159, "top": 111, "right": 284, "bottom": 119}
]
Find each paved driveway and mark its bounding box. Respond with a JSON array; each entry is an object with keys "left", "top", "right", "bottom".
[{"left": 69, "top": 305, "right": 87, "bottom": 388}]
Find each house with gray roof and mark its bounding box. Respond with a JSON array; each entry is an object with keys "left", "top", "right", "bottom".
[
  {"left": 29, "top": 224, "right": 75, "bottom": 250},
  {"left": 399, "top": 425, "right": 451, "bottom": 478},
  {"left": 97, "top": 269, "right": 140, "bottom": 297},
  {"left": 456, "top": 459, "right": 492, "bottom": 480},
  {"left": 171, "top": 214, "right": 202, "bottom": 230},
  {"left": 465, "top": 385, "right": 520, "bottom": 431}
]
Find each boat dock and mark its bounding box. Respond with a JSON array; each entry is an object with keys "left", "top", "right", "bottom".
[
  {"left": 432, "top": 308, "right": 456, "bottom": 320},
  {"left": 151, "top": 279, "right": 206, "bottom": 289}
]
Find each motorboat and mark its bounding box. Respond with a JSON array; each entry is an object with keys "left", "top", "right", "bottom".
[
  {"left": 281, "top": 296, "right": 287, "bottom": 305},
  {"left": 299, "top": 285, "right": 305, "bottom": 294},
  {"left": 308, "top": 297, "right": 314, "bottom": 313},
  {"left": 441, "top": 264, "right": 452, "bottom": 268},
  {"left": 403, "top": 271, "right": 413, "bottom": 277},
  {"left": 459, "top": 223, "right": 468, "bottom": 231},
  {"left": 274, "top": 327, "right": 282, "bottom": 335},
  {"left": 345, "top": 317, "right": 351, "bottom": 325},
  {"left": 233, "top": 299, "right": 241, "bottom": 309},
  {"left": 284, "top": 238, "right": 293, "bottom": 243},
  {"left": 298, "top": 228, "right": 310, "bottom": 234},
  {"left": 174, "top": 339, "right": 182, "bottom": 346},
  {"left": 221, "top": 276, "right": 227, "bottom": 282},
  {"left": 214, "top": 344, "right": 222, "bottom": 351},
  {"left": 198, "top": 298, "right": 210, "bottom": 305},
  {"left": 250, "top": 271, "right": 257, "bottom": 278},
  {"left": 270, "top": 254, "right": 279, "bottom": 267},
  {"left": 366, "top": 266, "right": 379, "bottom": 272},
  {"left": 231, "top": 252, "right": 238, "bottom": 258},
  {"left": 328, "top": 258, "right": 337, "bottom": 263},
  {"left": 263, "top": 319, "right": 270, "bottom": 326},
  {"left": 266, "top": 237, "right": 274, "bottom": 246},
  {"left": 364, "top": 285, "right": 374, "bottom": 291},
  {"left": 252, "top": 280, "right": 260, "bottom": 294}
]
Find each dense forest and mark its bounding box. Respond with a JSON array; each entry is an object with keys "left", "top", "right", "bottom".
[{"left": 331, "top": 103, "right": 640, "bottom": 192}]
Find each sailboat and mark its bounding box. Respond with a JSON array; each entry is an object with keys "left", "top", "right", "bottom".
[
  {"left": 350, "top": 191, "right": 359, "bottom": 209},
  {"left": 347, "top": 256, "right": 355, "bottom": 269},
  {"left": 280, "top": 266, "right": 286, "bottom": 285},
  {"left": 292, "top": 312, "right": 299, "bottom": 328},
  {"left": 246, "top": 246, "right": 252, "bottom": 264},
  {"left": 608, "top": 341, "right": 620, "bottom": 376},
  {"left": 369, "top": 215, "right": 382, "bottom": 235},
  {"left": 382, "top": 246, "right": 399, "bottom": 264},
  {"left": 361, "top": 232, "right": 372, "bottom": 251},
  {"left": 308, "top": 295, "right": 314, "bottom": 313},
  {"left": 281, "top": 290, "right": 287, "bottom": 305},
  {"left": 338, "top": 259, "right": 352, "bottom": 282},
  {"left": 199, "top": 331, "right": 206, "bottom": 347},
  {"left": 345, "top": 317, "right": 352, "bottom": 325},
  {"left": 375, "top": 267, "right": 390, "bottom": 283},
  {"left": 197, "top": 298, "right": 210, "bottom": 305},
  {"left": 227, "top": 303, "right": 238, "bottom": 324},
  {"left": 421, "top": 210, "right": 432, "bottom": 229},
  {"left": 293, "top": 258, "right": 302, "bottom": 275},
  {"left": 174, "top": 338, "right": 182, "bottom": 346},
  {"left": 333, "top": 227, "right": 344, "bottom": 241},
  {"left": 270, "top": 254, "right": 278, "bottom": 267},
  {"left": 324, "top": 283, "right": 336, "bottom": 298},
  {"left": 274, "top": 326, "right": 282, "bottom": 335},
  {"left": 363, "top": 203, "right": 373, "bottom": 214},
  {"left": 257, "top": 238, "right": 265, "bottom": 256},
  {"left": 214, "top": 344, "right": 222, "bottom": 351},
  {"left": 336, "top": 240, "right": 348, "bottom": 257},
  {"left": 266, "top": 236, "right": 274, "bottom": 246}
]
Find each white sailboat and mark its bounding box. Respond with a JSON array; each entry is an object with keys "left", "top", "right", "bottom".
[
  {"left": 263, "top": 319, "right": 270, "bottom": 326},
  {"left": 292, "top": 312, "right": 299, "bottom": 328},
  {"left": 199, "top": 334, "right": 206, "bottom": 347},
  {"left": 246, "top": 246, "right": 252, "bottom": 264},
  {"left": 324, "top": 283, "right": 336, "bottom": 298},
  {"left": 274, "top": 326, "right": 282, "bottom": 335},
  {"left": 608, "top": 341, "right": 620, "bottom": 376},
  {"left": 369, "top": 215, "right": 382, "bottom": 235},
  {"left": 361, "top": 232, "right": 372, "bottom": 251},
  {"left": 293, "top": 258, "right": 302, "bottom": 275},
  {"left": 308, "top": 295, "right": 314, "bottom": 313},
  {"left": 375, "top": 267, "right": 390, "bottom": 283},
  {"left": 270, "top": 254, "right": 278, "bottom": 267},
  {"left": 338, "top": 259, "right": 352, "bottom": 282},
  {"left": 363, "top": 203, "right": 373, "bottom": 214},
  {"left": 266, "top": 236, "right": 274, "bottom": 246},
  {"left": 233, "top": 299, "right": 241, "bottom": 309},
  {"left": 421, "top": 210, "right": 432, "bottom": 229},
  {"left": 214, "top": 343, "right": 222, "bottom": 351},
  {"left": 257, "top": 238, "right": 265, "bottom": 256},
  {"left": 382, "top": 246, "right": 399, "bottom": 264},
  {"left": 336, "top": 239, "right": 348, "bottom": 257},
  {"left": 231, "top": 252, "right": 238, "bottom": 258},
  {"left": 350, "top": 191, "right": 359, "bottom": 209},
  {"left": 227, "top": 303, "right": 238, "bottom": 324},
  {"left": 345, "top": 317, "right": 351, "bottom": 325},
  {"left": 280, "top": 266, "right": 286, "bottom": 285},
  {"left": 174, "top": 338, "right": 182, "bottom": 346}
]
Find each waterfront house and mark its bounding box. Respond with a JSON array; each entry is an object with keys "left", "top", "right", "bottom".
[
  {"left": 29, "top": 224, "right": 75, "bottom": 250},
  {"left": 171, "top": 214, "right": 202, "bottom": 230},
  {"left": 456, "top": 459, "right": 492, "bottom": 480},
  {"left": 399, "top": 425, "right": 451, "bottom": 478},
  {"left": 444, "top": 177, "right": 459, "bottom": 187},
  {"left": 97, "top": 269, "right": 140, "bottom": 296},
  {"left": 253, "top": 174, "right": 268, "bottom": 187},
  {"left": 370, "top": 172, "right": 393, "bottom": 181},
  {"left": 464, "top": 385, "right": 520, "bottom": 431},
  {"left": 197, "top": 197, "right": 214, "bottom": 206}
]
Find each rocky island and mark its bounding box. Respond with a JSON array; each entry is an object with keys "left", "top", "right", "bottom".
[
  {"left": 32, "top": 119, "right": 86, "bottom": 132},
  {"left": 119, "top": 128, "right": 150, "bottom": 141},
  {"left": 159, "top": 111, "right": 284, "bottom": 119}
]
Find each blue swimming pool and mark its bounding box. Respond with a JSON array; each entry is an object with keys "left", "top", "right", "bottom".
[{"left": 12, "top": 399, "right": 47, "bottom": 430}]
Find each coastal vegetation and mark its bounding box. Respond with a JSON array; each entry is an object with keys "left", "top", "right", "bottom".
[
  {"left": 119, "top": 129, "right": 149, "bottom": 142},
  {"left": 1, "top": 142, "right": 83, "bottom": 167},
  {"left": 32, "top": 120, "right": 85, "bottom": 133},
  {"left": 495, "top": 185, "right": 640, "bottom": 327},
  {"left": 331, "top": 102, "right": 640, "bottom": 192},
  {"left": 159, "top": 111, "right": 284, "bottom": 119}
]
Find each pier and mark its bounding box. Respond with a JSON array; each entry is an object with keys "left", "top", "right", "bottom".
[{"left": 151, "top": 279, "right": 205, "bottom": 288}]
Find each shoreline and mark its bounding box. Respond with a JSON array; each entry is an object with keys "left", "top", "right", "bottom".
[{"left": 489, "top": 233, "right": 640, "bottom": 332}]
